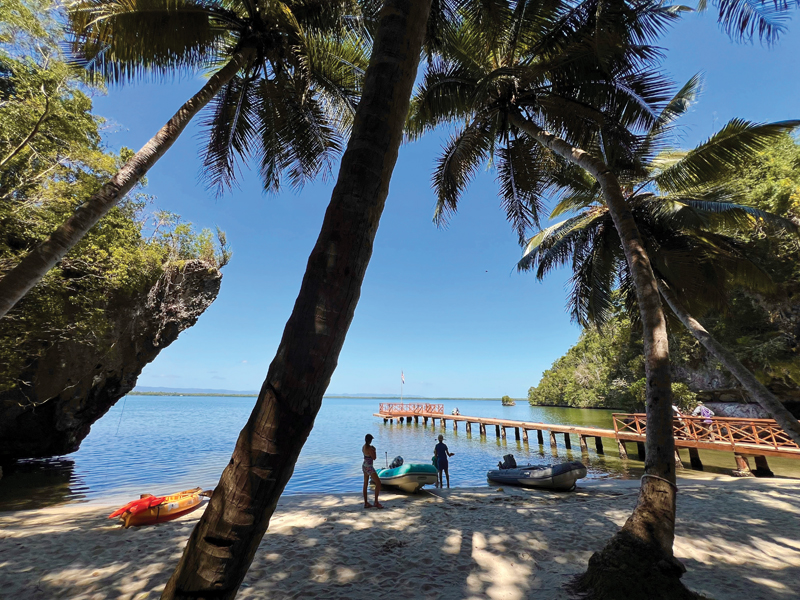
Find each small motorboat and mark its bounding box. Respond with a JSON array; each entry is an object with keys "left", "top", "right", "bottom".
[
  {"left": 378, "top": 457, "right": 438, "bottom": 493},
  {"left": 487, "top": 456, "right": 587, "bottom": 491},
  {"left": 109, "top": 487, "right": 208, "bottom": 528}
]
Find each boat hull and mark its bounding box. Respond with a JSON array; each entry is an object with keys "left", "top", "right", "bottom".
[
  {"left": 117, "top": 489, "right": 206, "bottom": 528},
  {"left": 378, "top": 463, "right": 438, "bottom": 493},
  {"left": 487, "top": 461, "right": 587, "bottom": 491}
]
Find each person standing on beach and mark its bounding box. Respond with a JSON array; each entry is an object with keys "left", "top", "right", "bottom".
[
  {"left": 434, "top": 434, "right": 454, "bottom": 488},
  {"left": 362, "top": 434, "right": 383, "bottom": 509}
]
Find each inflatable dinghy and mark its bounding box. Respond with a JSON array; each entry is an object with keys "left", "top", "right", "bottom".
[{"left": 487, "top": 456, "right": 587, "bottom": 491}]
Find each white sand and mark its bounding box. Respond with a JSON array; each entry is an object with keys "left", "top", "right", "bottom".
[{"left": 1, "top": 475, "right": 799, "bottom": 599}]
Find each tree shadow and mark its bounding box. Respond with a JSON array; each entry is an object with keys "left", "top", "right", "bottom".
[{"left": 1, "top": 479, "right": 799, "bottom": 599}]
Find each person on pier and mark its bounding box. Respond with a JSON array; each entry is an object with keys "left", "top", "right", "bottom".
[
  {"left": 362, "top": 434, "right": 383, "bottom": 509},
  {"left": 434, "top": 434, "right": 455, "bottom": 488}
]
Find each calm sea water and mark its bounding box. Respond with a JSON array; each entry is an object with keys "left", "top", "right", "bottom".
[{"left": 2, "top": 396, "right": 799, "bottom": 511}]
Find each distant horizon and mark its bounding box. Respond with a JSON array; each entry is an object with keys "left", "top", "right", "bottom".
[{"left": 131, "top": 386, "right": 520, "bottom": 400}]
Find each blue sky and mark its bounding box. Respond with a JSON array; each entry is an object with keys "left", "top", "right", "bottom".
[{"left": 94, "top": 12, "right": 800, "bottom": 398}]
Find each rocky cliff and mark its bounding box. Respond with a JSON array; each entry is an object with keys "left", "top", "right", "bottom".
[{"left": 0, "top": 260, "right": 221, "bottom": 463}]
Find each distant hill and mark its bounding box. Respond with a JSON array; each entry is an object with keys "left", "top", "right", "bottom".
[{"left": 130, "top": 387, "right": 496, "bottom": 400}]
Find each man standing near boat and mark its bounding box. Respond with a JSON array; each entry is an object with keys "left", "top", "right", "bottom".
[{"left": 434, "top": 434, "right": 455, "bottom": 488}]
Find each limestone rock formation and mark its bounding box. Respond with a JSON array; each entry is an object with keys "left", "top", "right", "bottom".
[{"left": 0, "top": 260, "right": 221, "bottom": 463}]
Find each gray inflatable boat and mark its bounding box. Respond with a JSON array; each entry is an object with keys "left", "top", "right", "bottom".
[{"left": 487, "top": 457, "right": 587, "bottom": 491}]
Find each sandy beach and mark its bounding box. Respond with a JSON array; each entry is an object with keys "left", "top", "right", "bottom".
[{"left": 1, "top": 474, "right": 799, "bottom": 600}]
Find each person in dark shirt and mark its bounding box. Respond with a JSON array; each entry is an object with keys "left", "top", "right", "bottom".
[{"left": 434, "top": 434, "right": 455, "bottom": 488}]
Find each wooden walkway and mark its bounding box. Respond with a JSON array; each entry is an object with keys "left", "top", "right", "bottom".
[{"left": 374, "top": 404, "right": 800, "bottom": 477}]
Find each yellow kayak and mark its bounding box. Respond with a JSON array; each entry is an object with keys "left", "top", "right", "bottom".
[{"left": 109, "top": 487, "right": 207, "bottom": 528}]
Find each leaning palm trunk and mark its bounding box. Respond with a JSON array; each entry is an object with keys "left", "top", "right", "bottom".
[
  {"left": 0, "top": 50, "right": 254, "bottom": 320},
  {"left": 508, "top": 111, "right": 690, "bottom": 598},
  {"left": 659, "top": 282, "right": 800, "bottom": 446},
  {"left": 160, "top": 2, "right": 432, "bottom": 598}
]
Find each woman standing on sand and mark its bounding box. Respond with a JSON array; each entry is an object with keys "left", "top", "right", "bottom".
[{"left": 362, "top": 434, "right": 383, "bottom": 509}]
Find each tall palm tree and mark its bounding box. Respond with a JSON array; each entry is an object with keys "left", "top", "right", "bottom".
[
  {"left": 706, "top": 0, "right": 799, "bottom": 43},
  {"left": 408, "top": 2, "right": 692, "bottom": 594},
  {"left": 519, "top": 98, "right": 800, "bottom": 444},
  {"left": 161, "top": 1, "right": 434, "bottom": 597},
  {"left": 0, "top": 0, "right": 369, "bottom": 319}
]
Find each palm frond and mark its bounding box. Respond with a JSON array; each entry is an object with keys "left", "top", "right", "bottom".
[
  {"left": 654, "top": 118, "right": 800, "bottom": 192},
  {"left": 710, "top": 0, "right": 796, "bottom": 43},
  {"left": 201, "top": 71, "right": 258, "bottom": 194},
  {"left": 67, "top": 0, "right": 241, "bottom": 83},
  {"left": 432, "top": 119, "right": 494, "bottom": 225},
  {"left": 495, "top": 134, "right": 552, "bottom": 241}
]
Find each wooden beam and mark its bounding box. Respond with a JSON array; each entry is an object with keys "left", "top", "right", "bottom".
[
  {"left": 563, "top": 433, "right": 571, "bottom": 450},
  {"left": 594, "top": 437, "right": 604, "bottom": 455},
  {"left": 753, "top": 455, "right": 774, "bottom": 477},
  {"left": 732, "top": 453, "right": 754, "bottom": 477},
  {"left": 522, "top": 429, "right": 528, "bottom": 442},
  {"left": 579, "top": 435, "right": 589, "bottom": 453},
  {"left": 636, "top": 442, "right": 646, "bottom": 461},
  {"left": 537, "top": 430, "right": 544, "bottom": 445},
  {"left": 617, "top": 440, "right": 628, "bottom": 460},
  {"left": 688, "top": 447, "right": 703, "bottom": 470},
  {"left": 515, "top": 427, "right": 520, "bottom": 441}
]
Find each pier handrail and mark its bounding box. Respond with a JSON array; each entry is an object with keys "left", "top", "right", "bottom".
[
  {"left": 378, "top": 403, "right": 443, "bottom": 415},
  {"left": 612, "top": 412, "right": 800, "bottom": 450}
]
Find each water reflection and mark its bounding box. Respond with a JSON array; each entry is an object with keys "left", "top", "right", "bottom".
[{"left": 0, "top": 458, "right": 88, "bottom": 510}]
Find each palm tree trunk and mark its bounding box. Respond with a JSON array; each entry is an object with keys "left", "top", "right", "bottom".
[
  {"left": 160, "top": 2, "right": 432, "bottom": 598},
  {"left": 508, "top": 111, "right": 689, "bottom": 598},
  {"left": 0, "top": 49, "right": 254, "bottom": 320},
  {"left": 659, "top": 281, "right": 800, "bottom": 445}
]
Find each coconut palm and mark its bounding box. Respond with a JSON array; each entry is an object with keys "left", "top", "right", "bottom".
[
  {"left": 161, "top": 1, "right": 434, "bottom": 597},
  {"left": 408, "top": 1, "right": 693, "bottom": 593},
  {"left": 519, "top": 103, "right": 800, "bottom": 444},
  {"left": 0, "top": 0, "right": 370, "bottom": 319}
]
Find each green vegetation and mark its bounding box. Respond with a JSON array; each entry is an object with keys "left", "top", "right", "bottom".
[
  {"left": 501, "top": 395, "right": 516, "bottom": 406},
  {"left": 529, "top": 138, "right": 800, "bottom": 411},
  {"left": 0, "top": 1, "right": 229, "bottom": 390}
]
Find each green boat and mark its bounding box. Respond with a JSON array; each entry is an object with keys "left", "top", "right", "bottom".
[{"left": 377, "top": 463, "right": 438, "bottom": 493}]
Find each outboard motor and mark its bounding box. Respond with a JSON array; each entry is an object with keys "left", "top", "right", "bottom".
[
  {"left": 389, "top": 456, "right": 404, "bottom": 469},
  {"left": 497, "top": 454, "right": 517, "bottom": 470}
]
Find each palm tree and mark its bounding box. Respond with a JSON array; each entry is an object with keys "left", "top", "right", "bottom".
[
  {"left": 705, "top": 0, "right": 799, "bottom": 43},
  {"left": 161, "top": 1, "right": 434, "bottom": 597},
  {"left": 0, "top": 0, "right": 369, "bottom": 319},
  {"left": 519, "top": 97, "right": 800, "bottom": 444},
  {"left": 408, "top": 2, "right": 692, "bottom": 594}
]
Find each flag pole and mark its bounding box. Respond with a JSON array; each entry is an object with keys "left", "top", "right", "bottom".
[{"left": 400, "top": 370, "right": 403, "bottom": 403}]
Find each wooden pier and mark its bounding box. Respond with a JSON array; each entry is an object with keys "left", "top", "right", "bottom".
[{"left": 374, "top": 404, "right": 800, "bottom": 477}]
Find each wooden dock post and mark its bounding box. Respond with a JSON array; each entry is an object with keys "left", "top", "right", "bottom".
[
  {"left": 522, "top": 429, "right": 528, "bottom": 442},
  {"left": 441, "top": 418, "right": 446, "bottom": 429},
  {"left": 537, "top": 430, "right": 544, "bottom": 445},
  {"left": 480, "top": 423, "right": 486, "bottom": 436},
  {"left": 501, "top": 426, "right": 507, "bottom": 439},
  {"left": 753, "top": 455, "right": 774, "bottom": 477},
  {"left": 414, "top": 415, "right": 419, "bottom": 424},
  {"left": 495, "top": 425, "right": 501, "bottom": 438},
  {"left": 515, "top": 427, "right": 520, "bottom": 440},
  {"left": 636, "top": 442, "right": 646, "bottom": 461},
  {"left": 423, "top": 416, "right": 428, "bottom": 426},
  {"left": 579, "top": 435, "right": 589, "bottom": 453},
  {"left": 675, "top": 450, "right": 684, "bottom": 469},
  {"left": 688, "top": 447, "right": 703, "bottom": 470},
  {"left": 466, "top": 421, "right": 472, "bottom": 433},
  {"left": 617, "top": 440, "right": 628, "bottom": 460},
  {"left": 453, "top": 420, "right": 457, "bottom": 431},
  {"left": 732, "top": 453, "right": 754, "bottom": 477},
  {"left": 549, "top": 432, "right": 557, "bottom": 447},
  {"left": 594, "top": 437, "right": 604, "bottom": 454},
  {"left": 383, "top": 418, "right": 387, "bottom": 424},
  {"left": 563, "top": 433, "right": 572, "bottom": 449}
]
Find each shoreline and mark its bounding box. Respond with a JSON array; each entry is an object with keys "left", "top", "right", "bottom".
[{"left": 2, "top": 476, "right": 798, "bottom": 599}]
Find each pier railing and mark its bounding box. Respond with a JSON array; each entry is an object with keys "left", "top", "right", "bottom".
[
  {"left": 613, "top": 413, "right": 800, "bottom": 450},
  {"left": 378, "top": 403, "right": 443, "bottom": 415}
]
